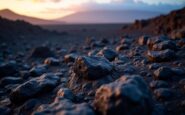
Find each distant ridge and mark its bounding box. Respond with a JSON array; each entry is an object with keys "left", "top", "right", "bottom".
[
  {"left": 125, "top": 7, "right": 185, "bottom": 35},
  {"left": 58, "top": 10, "right": 161, "bottom": 24},
  {"left": 0, "top": 9, "right": 64, "bottom": 25}
]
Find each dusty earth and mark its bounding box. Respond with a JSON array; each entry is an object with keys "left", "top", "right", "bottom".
[{"left": 0, "top": 8, "right": 185, "bottom": 115}]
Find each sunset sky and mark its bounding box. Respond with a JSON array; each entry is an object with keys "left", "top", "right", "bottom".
[{"left": 0, "top": 0, "right": 185, "bottom": 19}]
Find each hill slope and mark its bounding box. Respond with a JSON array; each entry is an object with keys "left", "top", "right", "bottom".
[
  {"left": 0, "top": 9, "right": 63, "bottom": 25},
  {"left": 125, "top": 7, "right": 185, "bottom": 35},
  {"left": 58, "top": 10, "right": 161, "bottom": 24},
  {"left": 0, "top": 16, "right": 61, "bottom": 40}
]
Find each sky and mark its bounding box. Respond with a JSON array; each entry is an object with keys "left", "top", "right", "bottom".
[{"left": 0, "top": 0, "right": 185, "bottom": 19}]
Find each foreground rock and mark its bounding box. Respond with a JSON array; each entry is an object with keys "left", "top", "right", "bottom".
[
  {"left": 34, "top": 97, "right": 95, "bottom": 115},
  {"left": 93, "top": 75, "right": 153, "bottom": 115},
  {"left": 10, "top": 73, "right": 60, "bottom": 104},
  {"left": 29, "top": 65, "right": 47, "bottom": 77},
  {"left": 64, "top": 53, "right": 79, "bottom": 63},
  {"left": 44, "top": 57, "right": 60, "bottom": 66},
  {"left": 30, "top": 46, "right": 54, "bottom": 58},
  {"left": 147, "top": 49, "right": 175, "bottom": 62},
  {"left": 73, "top": 56, "right": 114, "bottom": 80},
  {"left": 154, "top": 67, "right": 173, "bottom": 80},
  {"left": 97, "top": 48, "right": 118, "bottom": 61},
  {"left": 151, "top": 41, "right": 176, "bottom": 51}
]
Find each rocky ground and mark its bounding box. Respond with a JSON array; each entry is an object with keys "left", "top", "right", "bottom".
[
  {"left": 0, "top": 7, "right": 185, "bottom": 115},
  {"left": 0, "top": 33, "right": 185, "bottom": 115}
]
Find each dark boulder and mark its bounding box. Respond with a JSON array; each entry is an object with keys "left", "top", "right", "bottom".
[
  {"left": 150, "top": 80, "right": 169, "bottom": 89},
  {"left": 29, "top": 65, "right": 47, "bottom": 77},
  {"left": 57, "top": 88, "right": 75, "bottom": 101},
  {"left": 93, "top": 75, "right": 153, "bottom": 115},
  {"left": 64, "top": 53, "right": 79, "bottom": 63},
  {"left": 116, "top": 44, "right": 129, "bottom": 52},
  {"left": 30, "top": 46, "right": 54, "bottom": 58},
  {"left": 10, "top": 73, "right": 60, "bottom": 104},
  {"left": 154, "top": 88, "right": 173, "bottom": 100},
  {"left": 33, "top": 97, "right": 95, "bottom": 115},
  {"left": 44, "top": 57, "right": 60, "bottom": 66},
  {"left": 0, "top": 76, "right": 23, "bottom": 86},
  {"left": 154, "top": 67, "right": 173, "bottom": 80},
  {"left": 147, "top": 49, "right": 175, "bottom": 62},
  {"left": 18, "top": 99, "right": 41, "bottom": 115},
  {"left": 97, "top": 48, "right": 118, "bottom": 61},
  {"left": 147, "top": 36, "right": 168, "bottom": 49},
  {"left": 152, "top": 40, "right": 176, "bottom": 51},
  {"left": 73, "top": 56, "right": 113, "bottom": 80}
]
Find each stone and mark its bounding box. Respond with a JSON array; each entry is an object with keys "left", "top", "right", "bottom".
[
  {"left": 73, "top": 56, "right": 113, "bottom": 80},
  {"left": 120, "top": 38, "right": 132, "bottom": 44},
  {"left": 152, "top": 41, "right": 176, "bottom": 51},
  {"left": 30, "top": 46, "right": 54, "bottom": 58},
  {"left": 64, "top": 53, "right": 79, "bottom": 63},
  {"left": 44, "top": 57, "right": 60, "bottom": 66},
  {"left": 88, "top": 50, "right": 99, "bottom": 56},
  {"left": 18, "top": 99, "right": 41, "bottom": 115},
  {"left": 10, "top": 73, "right": 60, "bottom": 104},
  {"left": 138, "top": 35, "right": 149, "bottom": 45},
  {"left": 148, "top": 63, "right": 160, "bottom": 70},
  {"left": 150, "top": 80, "right": 169, "bottom": 89},
  {"left": 154, "top": 88, "right": 173, "bottom": 100},
  {"left": 97, "top": 48, "right": 118, "bottom": 61},
  {"left": 116, "top": 44, "right": 128, "bottom": 52},
  {"left": 154, "top": 67, "right": 173, "bottom": 80},
  {"left": 29, "top": 65, "right": 47, "bottom": 77},
  {"left": 147, "top": 36, "right": 168, "bottom": 49},
  {"left": 33, "top": 97, "right": 95, "bottom": 115},
  {"left": 0, "top": 76, "right": 23, "bottom": 86},
  {"left": 171, "top": 68, "right": 185, "bottom": 76},
  {"left": 57, "top": 88, "right": 75, "bottom": 101},
  {"left": 0, "top": 61, "right": 18, "bottom": 78},
  {"left": 147, "top": 49, "right": 175, "bottom": 62},
  {"left": 93, "top": 75, "right": 153, "bottom": 115}
]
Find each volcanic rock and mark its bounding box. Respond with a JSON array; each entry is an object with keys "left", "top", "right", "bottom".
[
  {"left": 57, "top": 88, "right": 75, "bottom": 101},
  {"left": 44, "top": 57, "right": 60, "bottom": 66},
  {"left": 93, "top": 75, "right": 153, "bottom": 115},
  {"left": 10, "top": 73, "right": 60, "bottom": 104},
  {"left": 73, "top": 56, "right": 113, "bottom": 80},
  {"left": 152, "top": 40, "right": 176, "bottom": 51},
  {"left": 147, "top": 49, "right": 175, "bottom": 62},
  {"left": 154, "top": 67, "right": 173, "bottom": 80},
  {"left": 97, "top": 48, "right": 118, "bottom": 61},
  {"left": 33, "top": 97, "right": 95, "bottom": 115},
  {"left": 30, "top": 46, "right": 54, "bottom": 58}
]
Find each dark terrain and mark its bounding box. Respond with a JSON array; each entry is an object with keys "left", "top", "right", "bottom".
[{"left": 0, "top": 7, "right": 185, "bottom": 115}]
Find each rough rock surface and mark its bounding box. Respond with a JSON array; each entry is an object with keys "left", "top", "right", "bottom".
[
  {"left": 147, "top": 49, "right": 175, "bottom": 62},
  {"left": 97, "top": 48, "right": 118, "bottom": 61},
  {"left": 33, "top": 97, "right": 95, "bottom": 115},
  {"left": 73, "top": 56, "right": 114, "bottom": 80},
  {"left": 10, "top": 73, "right": 60, "bottom": 104},
  {"left": 93, "top": 75, "right": 153, "bottom": 115},
  {"left": 30, "top": 46, "right": 54, "bottom": 58}
]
